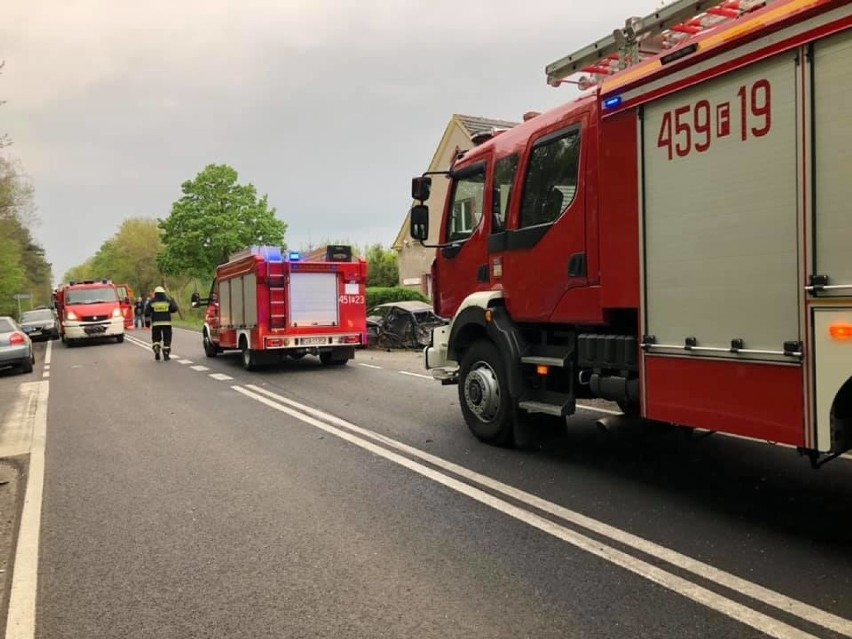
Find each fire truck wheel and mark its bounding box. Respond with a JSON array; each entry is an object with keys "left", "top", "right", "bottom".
[
  {"left": 458, "top": 340, "right": 513, "bottom": 446},
  {"left": 240, "top": 339, "right": 257, "bottom": 371},
  {"left": 203, "top": 330, "right": 218, "bottom": 358},
  {"left": 319, "top": 351, "right": 348, "bottom": 366}
]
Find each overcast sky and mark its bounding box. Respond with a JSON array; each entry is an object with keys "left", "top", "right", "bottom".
[{"left": 2, "top": 0, "right": 660, "bottom": 281}]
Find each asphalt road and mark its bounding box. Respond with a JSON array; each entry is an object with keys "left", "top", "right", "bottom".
[{"left": 3, "top": 328, "right": 852, "bottom": 638}]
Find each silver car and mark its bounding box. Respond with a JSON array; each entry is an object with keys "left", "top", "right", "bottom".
[
  {"left": 0, "top": 316, "right": 35, "bottom": 374},
  {"left": 19, "top": 308, "right": 60, "bottom": 341}
]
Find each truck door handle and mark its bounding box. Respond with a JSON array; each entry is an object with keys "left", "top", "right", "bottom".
[{"left": 568, "top": 253, "right": 586, "bottom": 278}]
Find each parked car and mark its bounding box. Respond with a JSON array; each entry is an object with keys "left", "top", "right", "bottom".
[
  {"left": 19, "top": 307, "right": 60, "bottom": 341},
  {"left": 0, "top": 316, "right": 35, "bottom": 374},
  {"left": 366, "top": 301, "right": 448, "bottom": 349}
]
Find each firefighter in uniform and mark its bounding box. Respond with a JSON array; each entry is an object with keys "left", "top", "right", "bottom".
[{"left": 150, "top": 286, "right": 178, "bottom": 361}]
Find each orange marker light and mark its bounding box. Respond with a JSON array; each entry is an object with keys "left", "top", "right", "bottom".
[
  {"left": 829, "top": 324, "right": 852, "bottom": 341},
  {"left": 536, "top": 365, "right": 549, "bottom": 376}
]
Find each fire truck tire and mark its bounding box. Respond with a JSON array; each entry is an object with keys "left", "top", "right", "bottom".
[
  {"left": 319, "top": 351, "right": 348, "bottom": 366},
  {"left": 458, "top": 339, "right": 513, "bottom": 446},
  {"left": 203, "top": 330, "right": 218, "bottom": 358},
  {"left": 240, "top": 339, "right": 257, "bottom": 371}
]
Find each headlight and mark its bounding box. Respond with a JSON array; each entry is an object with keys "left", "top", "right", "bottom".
[
  {"left": 65, "top": 311, "right": 78, "bottom": 320},
  {"left": 112, "top": 308, "right": 122, "bottom": 318}
]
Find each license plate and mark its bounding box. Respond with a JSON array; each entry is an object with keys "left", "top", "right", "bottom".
[{"left": 301, "top": 337, "right": 328, "bottom": 345}]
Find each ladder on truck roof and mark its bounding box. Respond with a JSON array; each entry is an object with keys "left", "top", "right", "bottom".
[{"left": 545, "top": 0, "right": 773, "bottom": 88}]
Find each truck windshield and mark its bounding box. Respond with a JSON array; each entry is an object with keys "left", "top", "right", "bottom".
[{"left": 66, "top": 288, "right": 118, "bottom": 304}]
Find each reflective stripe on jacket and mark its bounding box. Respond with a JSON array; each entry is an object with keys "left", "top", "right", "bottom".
[{"left": 150, "top": 295, "right": 178, "bottom": 327}]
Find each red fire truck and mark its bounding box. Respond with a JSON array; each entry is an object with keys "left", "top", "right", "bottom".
[
  {"left": 54, "top": 279, "right": 126, "bottom": 345},
  {"left": 409, "top": 0, "right": 852, "bottom": 467},
  {"left": 191, "top": 245, "right": 368, "bottom": 370}
]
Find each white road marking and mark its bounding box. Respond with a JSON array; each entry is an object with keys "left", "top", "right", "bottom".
[
  {"left": 43, "top": 340, "right": 52, "bottom": 366},
  {"left": 209, "top": 373, "right": 233, "bottom": 381},
  {"left": 576, "top": 403, "right": 623, "bottom": 416},
  {"left": 242, "top": 383, "right": 852, "bottom": 638},
  {"left": 5, "top": 380, "right": 49, "bottom": 639},
  {"left": 0, "top": 383, "right": 39, "bottom": 458},
  {"left": 124, "top": 335, "right": 152, "bottom": 350},
  {"left": 190, "top": 365, "right": 210, "bottom": 372},
  {"left": 41, "top": 372, "right": 49, "bottom": 379},
  {"left": 234, "top": 384, "right": 833, "bottom": 639},
  {"left": 358, "top": 363, "right": 382, "bottom": 369},
  {"left": 177, "top": 359, "right": 193, "bottom": 365},
  {"left": 398, "top": 371, "right": 432, "bottom": 380}
]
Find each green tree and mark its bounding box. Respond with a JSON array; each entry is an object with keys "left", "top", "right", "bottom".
[
  {"left": 87, "top": 218, "right": 164, "bottom": 296},
  {"left": 158, "top": 164, "right": 286, "bottom": 279},
  {"left": 0, "top": 156, "right": 52, "bottom": 311},
  {"left": 0, "top": 232, "right": 26, "bottom": 315},
  {"left": 63, "top": 259, "right": 95, "bottom": 284},
  {"left": 365, "top": 243, "right": 399, "bottom": 287}
]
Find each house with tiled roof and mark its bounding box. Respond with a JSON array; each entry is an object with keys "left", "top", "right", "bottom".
[{"left": 393, "top": 114, "right": 520, "bottom": 298}]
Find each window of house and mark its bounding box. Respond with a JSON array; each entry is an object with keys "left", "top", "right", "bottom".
[
  {"left": 446, "top": 166, "right": 486, "bottom": 242},
  {"left": 492, "top": 154, "right": 519, "bottom": 233},
  {"left": 519, "top": 129, "right": 580, "bottom": 229}
]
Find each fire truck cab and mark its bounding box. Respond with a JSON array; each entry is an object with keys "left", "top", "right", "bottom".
[
  {"left": 54, "top": 279, "right": 126, "bottom": 345},
  {"left": 192, "top": 245, "right": 368, "bottom": 370},
  {"left": 410, "top": 0, "right": 852, "bottom": 466}
]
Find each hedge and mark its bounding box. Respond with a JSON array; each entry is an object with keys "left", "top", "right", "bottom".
[{"left": 366, "top": 287, "right": 429, "bottom": 309}]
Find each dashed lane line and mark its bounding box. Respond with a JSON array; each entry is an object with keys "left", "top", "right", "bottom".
[
  {"left": 190, "top": 365, "right": 210, "bottom": 372},
  {"left": 358, "top": 363, "right": 382, "bottom": 369},
  {"left": 209, "top": 373, "right": 233, "bottom": 381}
]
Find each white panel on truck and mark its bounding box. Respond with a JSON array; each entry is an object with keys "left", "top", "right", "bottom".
[
  {"left": 232, "top": 276, "right": 245, "bottom": 326},
  {"left": 814, "top": 30, "right": 852, "bottom": 295},
  {"left": 812, "top": 308, "right": 852, "bottom": 452},
  {"left": 642, "top": 53, "right": 800, "bottom": 358},
  {"left": 219, "top": 279, "right": 231, "bottom": 327},
  {"left": 290, "top": 272, "right": 339, "bottom": 327},
  {"left": 243, "top": 273, "right": 257, "bottom": 327}
]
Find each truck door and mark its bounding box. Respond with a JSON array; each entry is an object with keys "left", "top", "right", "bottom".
[
  {"left": 434, "top": 160, "right": 492, "bottom": 316},
  {"left": 498, "top": 119, "right": 587, "bottom": 322},
  {"left": 809, "top": 30, "right": 852, "bottom": 453}
]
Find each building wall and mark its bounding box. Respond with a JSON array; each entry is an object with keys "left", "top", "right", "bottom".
[{"left": 397, "top": 123, "right": 472, "bottom": 298}]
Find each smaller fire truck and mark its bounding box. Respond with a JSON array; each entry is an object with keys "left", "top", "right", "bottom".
[
  {"left": 191, "top": 245, "right": 368, "bottom": 370},
  {"left": 54, "top": 279, "right": 126, "bottom": 345}
]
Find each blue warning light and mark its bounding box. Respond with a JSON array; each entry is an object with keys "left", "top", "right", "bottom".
[
  {"left": 603, "top": 95, "right": 622, "bottom": 109},
  {"left": 288, "top": 251, "right": 301, "bottom": 261}
]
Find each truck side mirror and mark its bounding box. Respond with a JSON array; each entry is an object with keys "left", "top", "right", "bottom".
[
  {"left": 190, "top": 292, "right": 201, "bottom": 308},
  {"left": 411, "top": 176, "right": 431, "bottom": 202},
  {"left": 410, "top": 204, "right": 429, "bottom": 242}
]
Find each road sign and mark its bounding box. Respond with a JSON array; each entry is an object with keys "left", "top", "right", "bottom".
[{"left": 13, "top": 294, "right": 31, "bottom": 300}]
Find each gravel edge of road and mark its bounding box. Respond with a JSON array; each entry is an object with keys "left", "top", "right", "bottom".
[{"left": 0, "top": 455, "right": 29, "bottom": 639}]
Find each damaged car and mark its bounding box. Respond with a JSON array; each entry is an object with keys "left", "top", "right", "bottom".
[{"left": 366, "top": 301, "right": 447, "bottom": 349}]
